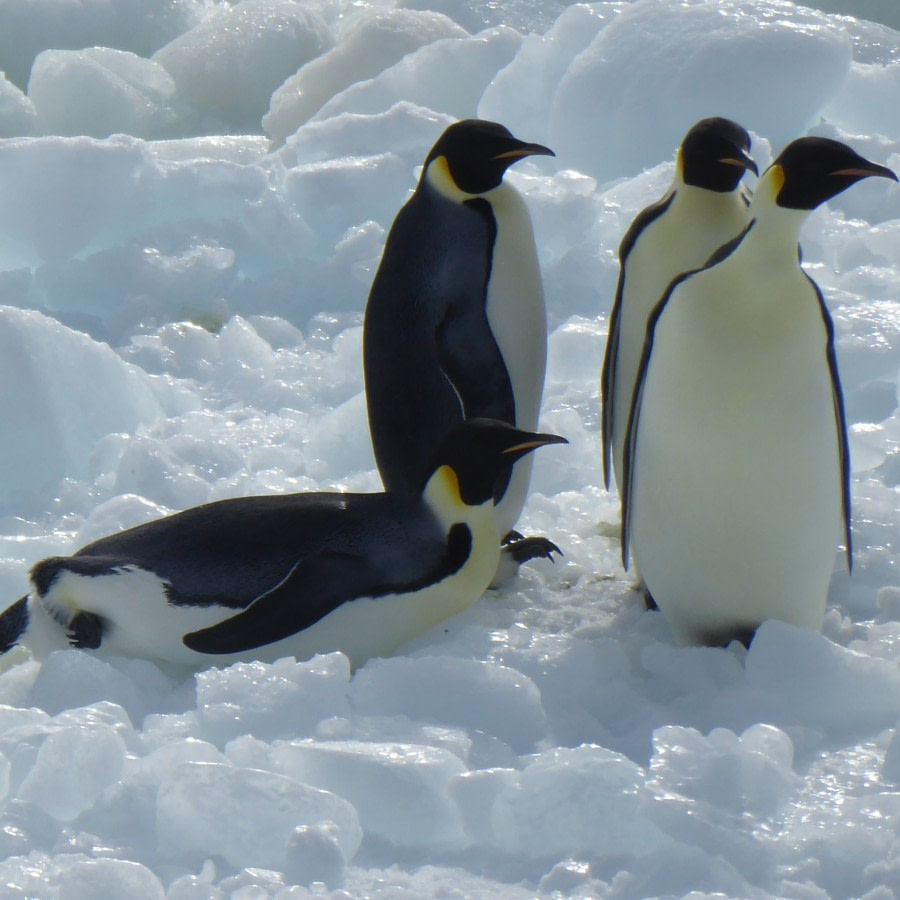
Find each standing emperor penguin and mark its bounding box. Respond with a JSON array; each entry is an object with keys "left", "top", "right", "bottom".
[
  {"left": 0, "top": 419, "right": 566, "bottom": 669},
  {"left": 601, "top": 117, "right": 757, "bottom": 497},
  {"left": 364, "top": 119, "right": 557, "bottom": 584},
  {"left": 622, "top": 137, "right": 897, "bottom": 646}
]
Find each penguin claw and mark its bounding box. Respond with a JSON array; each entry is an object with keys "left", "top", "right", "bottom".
[
  {"left": 502, "top": 536, "right": 563, "bottom": 565},
  {"left": 67, "top": 611, "right": 104, "bottom": 650},
  {"left": 501, "top": 530, "right": 525, "bottom": 545}
]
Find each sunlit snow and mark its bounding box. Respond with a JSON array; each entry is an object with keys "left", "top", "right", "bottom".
[{"left": 0, "top": 0, "right": 898, "bottom": 896}]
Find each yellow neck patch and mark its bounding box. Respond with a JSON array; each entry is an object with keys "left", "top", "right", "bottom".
[
  {"left": 425, "top": 155, "right": 472, "bottom": 201},
  {"left": 426, "top": 464, "right": 465, "bottom": 510},
  {"left": 758, "top": 163, "right": 785, "bottom": 206}
]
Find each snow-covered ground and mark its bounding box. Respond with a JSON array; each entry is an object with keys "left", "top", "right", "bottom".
[{"left": 0, "top": 0, "right": 898, "bottom": 896}]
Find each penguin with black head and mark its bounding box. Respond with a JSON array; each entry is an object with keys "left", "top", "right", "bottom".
[
  {"left": 602, "top": 116, "right": 757, "bottom": 497},
  {"left": 364, "top": 119, "right": 557, "bottom": 585},
  {"left": 622, "top": 137, "right": 896, "bottom": 647},
  {"left": 0, "top": 419, "right": 566, "bottom": 669}
]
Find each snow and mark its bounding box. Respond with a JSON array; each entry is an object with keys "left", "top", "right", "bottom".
[{"left": 0, "top": 0, "right": 896, "bottom": 896}]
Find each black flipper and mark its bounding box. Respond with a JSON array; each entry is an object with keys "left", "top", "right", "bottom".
[
  {"left": 183, "top": 550, "right": 379, "bottom": 655},
  {"left": 437, "top": 198, "right": 516, "bottom": 504},
  {"left": 0, "top": 596, "right": 29, "bottom": 654},
  {"left": 184, "top": 523, "right": 474, "bottom": 655},
  {"left": 600, "top": 192, "right": 675, "bottom": 490},
  {"left": 806, "top": 272, "right": 853, "bottom": 571},
  {"left": 364, "top": 188, "right": 508, "bottom": 496}
]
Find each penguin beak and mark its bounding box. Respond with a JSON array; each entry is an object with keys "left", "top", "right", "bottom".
[
  {"left": 501, "top": 432, "right": 569, "bottom": 456},
  {"left": 494, "top": 142, "right": 556, "bottom": 161},
  {"left": 719, "top": 150, "right": 758, "bottom": 177},
  {"left": 831, "top": 162, "right": 897, "bottom": 182}
]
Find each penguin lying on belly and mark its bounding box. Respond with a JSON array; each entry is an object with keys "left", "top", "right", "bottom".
[
  {"left": 364, "top": 119, "right": 557, "bottom": 586},
  {"left": 0, "top": 419, "right": 566, "bottom": 670},
  {"left": 622, "top": 137, "right": 897, "bottom": 647}
]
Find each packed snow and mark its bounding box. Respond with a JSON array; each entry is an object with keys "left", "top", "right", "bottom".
[{"left": 0, "top": 0, "right": 898, "bottom": 896}]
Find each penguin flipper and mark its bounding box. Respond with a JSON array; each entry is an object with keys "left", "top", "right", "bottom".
[
  {"left": 434, "top": 198, "right": 515, "bottom": 426},
  {"left": 0, "top": 596, "right": 29, "bottom": 654},
  {"left": 602, "top": 192, "right": 676, "bottom": 491},
  {"left": 600, "top": 280, "right": 623, "bottom": 491},
  {"left": 182, "top": 550, "right": 388, "bottom": 655},
  {"left": 808, "top": 273, "right": 853, "bottom": 571}
]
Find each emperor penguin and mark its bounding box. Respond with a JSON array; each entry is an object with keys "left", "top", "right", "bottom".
[
  {"left": 364, "top": 119, "right": 556, "bottom": 585},
  {"left": 0, "top": 419, "right": 566, "bottom": 669},
  {"left": 622, "top": 137, "right": 897, "bottom": 647},
  {"left": 601, "top": 117, "right": 757, "bottom": 497}
]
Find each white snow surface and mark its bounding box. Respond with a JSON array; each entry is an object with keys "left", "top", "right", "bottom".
[{"left": 0, "top": 0, "right": 898, "bottom": 896}]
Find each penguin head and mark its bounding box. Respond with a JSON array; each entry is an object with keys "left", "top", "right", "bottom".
[
  {"left": 678, "top": 117, "right": 758, "bottom": 193},
  {"left": 424, "top": 119, "right": 555, "bottom": 195},
  {"left": 426, "top": 418, "right": 567, "bottom": 507},
  {"left": 767, "top": 137, "right": 897, "bottom": 210}
]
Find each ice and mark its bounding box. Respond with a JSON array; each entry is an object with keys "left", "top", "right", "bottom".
[
  {"left": 28, "top": 48, "right": 176, "bottom": 139},
  {"left": 478, "top": 3, "right": 616, "bottom": 142},
  {"left": 57, "top": 859, "right": 165, "bottom": 900},
  {"left": 350, "top": 655, "right": 547, "bottom": 753},
  {"left": 17, "top": 723, "right": 127, "bottom": 821},
  {"left": 0, "top": 307, "right": 162, "bottom": 512},
  {"left": 315, "top": 26, "right": 524, "bottom": 124},
  {"left": 0, "top": 75, "right": 36, "bottom": 138},
  {"left": 264, "top": 9, "right": 467, "bottom": 144},
  {"left": 0, "top": 0, "right": 206, "bottom": 90},
  {"left": 550, "top": 0, "right": 853, "bottom": 184},
  {"left": 0, "top": 0, "right": 895, "bottom": 895},
  {"left": 823, "top": 61, "right": 900, "bottom": 140},
  {"left": 195, "top": 652, "right": 351, "bottom": 744},
  {"left": 273, "top": 739, "right": 469, "bottom": 849},
  {"left": 152, "top": 0, "right": 334, "bottom": 136},
  {"left": 156, "top": 761, "right": 362, "bottom": 871},
  {"left": 747, "top": 621, "right": 900, "bottom": 733},
  {"left": 496, "top": 745, "right": 659, "bottom": 860}
]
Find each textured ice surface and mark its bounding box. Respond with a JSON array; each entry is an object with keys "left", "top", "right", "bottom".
[{"left": 0, "top": 0, "right": 896, "bottom": 896}]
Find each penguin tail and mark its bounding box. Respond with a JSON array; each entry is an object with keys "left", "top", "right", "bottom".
[{"left": 0, "top": 596, "right": 29, "bottom": 655}]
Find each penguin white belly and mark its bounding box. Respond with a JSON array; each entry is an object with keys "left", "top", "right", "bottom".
[
  {"left": 484, "top": 182, "right": 547, "bottom": 534},
  {"left": 630, "top": 267, "right": 842, "bottom": 644},
  {"left": 273, "top": 504, "right": 499, "bottom": 670},
  {"left": 34, "top": 505, "right": 501, "bottom": 669},
  {"left": 611, "top": 189, "right": 748, "bottom": 491}
]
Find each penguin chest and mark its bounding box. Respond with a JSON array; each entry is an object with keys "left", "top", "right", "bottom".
[
  {"left": 483, "top": 183, "right": 547, "bottom": 432},
  {"left": 631, "top": 269, "right": 842, "bottom": 639},
  {"left": 612, "top": 192, "right": 748, "bottom": 484}
]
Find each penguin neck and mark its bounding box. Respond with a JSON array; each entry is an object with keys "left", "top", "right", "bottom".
[
  {"left": 424, "top": 156, "right": 503, "bottom": 203},
  {"left": 741, "top": 200, "right": 809, "bottom": 271},
  {"left": 671, "top": 177, "right": 743, "bottom": 214},
  {"left": 741, "top": 167, "right": 811, "bottom": 270},
  {"left": 422, "top": 465, "right": 499, "bottom": 537}
]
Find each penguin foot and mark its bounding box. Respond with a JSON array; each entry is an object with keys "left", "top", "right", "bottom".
[
  {"left": 489, "top": 537, "right": 563, "bottom": 588},
  {"left": 501, "top": 530, "right": 524, "bottom": 545},
  {"left": 504, "top": 536, "right": 563, "bottom": 565},
  {"left": 67, "top": 611, "right": 103, "bottom": 650},
  {"left": 641, "top": 585, "right": 658, "bottom": 611}
]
